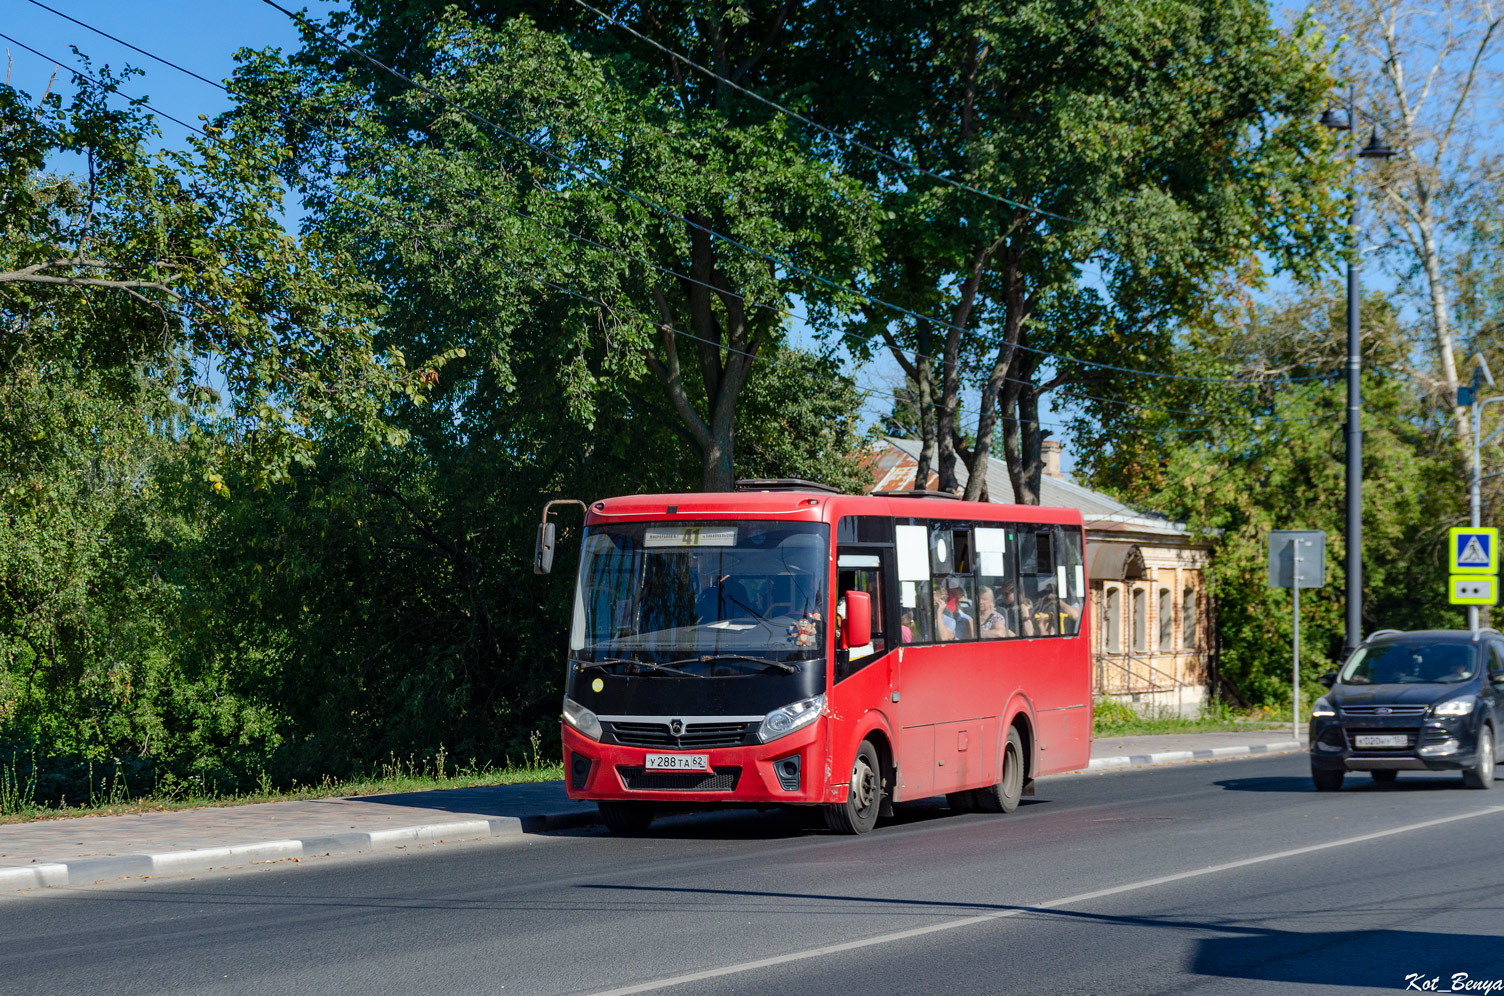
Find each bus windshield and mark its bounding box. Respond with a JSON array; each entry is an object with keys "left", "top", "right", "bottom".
[{"left": 569, "top": 521, "right": 828, "bottom": 667}]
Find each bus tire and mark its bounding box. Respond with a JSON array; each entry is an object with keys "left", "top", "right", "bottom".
[
  {"left": 974, "top": 727, "right": 1024, "bottom": 814},
  {"left": 825, "top": 739, "right": 883, "bottom": 834},
  {"left": 598, "top": 800, "right": 655, "bottom": 834}
]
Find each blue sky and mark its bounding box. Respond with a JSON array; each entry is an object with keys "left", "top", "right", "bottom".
[{"left": 4, "top": 1, "right": 305, "bottom": 126}]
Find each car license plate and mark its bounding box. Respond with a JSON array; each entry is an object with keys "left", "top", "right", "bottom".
[
  {"left": 645, "top": 754, "right": 710, "bottom": 771},
  {"left": 1355, "top": 734, "right": 1409, "bottom": 748}
]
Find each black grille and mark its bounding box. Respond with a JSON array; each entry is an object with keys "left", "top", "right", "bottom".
[
  {"left": 1421, "top": 727, "right": 1456, "bottom": 746},
  {"left": 1318, "top": 726, "right": 1346, "bottom": 748},
  {"left": 1343, "top": 705, "right": 1427, "bottom": 717},
  {"left": 618, "top": 766, "right": 742, "bottom": 791},
  {"left": 608, "top": 721, "right": 753, "bottom": 749},
  {"left": 1345, "top": 727, "right": 1418, "bottom": 751}
]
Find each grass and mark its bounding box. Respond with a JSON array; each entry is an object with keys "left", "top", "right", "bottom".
[
  {"left": 0, "top": 739, "right": 563, "bottom": 826},
  {"left": 1092, "top": 698, "right": 1288, "bottom": 737}
]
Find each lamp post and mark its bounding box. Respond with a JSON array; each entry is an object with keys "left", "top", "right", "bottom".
[{"left": 1321, "top": 88, "right": 1395, "bottom": 657}]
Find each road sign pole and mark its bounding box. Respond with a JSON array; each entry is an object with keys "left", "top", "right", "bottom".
[
  {"left": 1471, "top": 392, "right": 1481, "bottom": 632},
  {"left": 1293, "top": 549, "right": 1302, "bottom": 742}
]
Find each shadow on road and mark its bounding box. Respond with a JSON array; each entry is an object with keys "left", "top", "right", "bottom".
[
  {"left": 1214, "top": 773, "right": 1470, "bottom": 793},
  {"left": 1193, "top": 928, "right": 1504, "bottom": 990}
]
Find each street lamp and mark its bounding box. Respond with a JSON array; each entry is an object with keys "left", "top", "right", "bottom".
[{"left": 1321, "top": 87, "right": 1396, "bottom": 657}]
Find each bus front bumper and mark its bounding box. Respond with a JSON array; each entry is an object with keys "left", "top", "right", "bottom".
[{"left": 562, "top": 722, "right": 831, "bottom": 806}]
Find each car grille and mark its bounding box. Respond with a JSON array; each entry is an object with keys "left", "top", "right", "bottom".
[
  {"left": 1342, "top": 705, "right": 1427, "bottom": 717},
  {"left": 1421, "top": 727, "right": 1455, "bottom": 746},
  {"left": 617, "top": 766, "right": 742, "bottom": 791},
  {"left": 1345, "top": 727, "right": 1418, "bottom": 751},
  {"left": 607, "top": 721, "right": 754, "bottom": 749}
]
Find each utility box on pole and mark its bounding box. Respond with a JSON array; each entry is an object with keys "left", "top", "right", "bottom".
[{"left": 1269, "top": 530, "right": 1326, "bottom": 742}]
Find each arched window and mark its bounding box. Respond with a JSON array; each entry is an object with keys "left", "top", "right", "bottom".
[
  {"left": 1182, "top": 589, "right": 1198, "bottom": 651},
  {"left": 1131, "top": 588, "right": 1147, "bottom": 653},
  {"left": 1158, "top": 587, "right": 1173, "bottom": 651},
  {"left": 1105, "top": 587, "right": 1122, "bottom": 653}
]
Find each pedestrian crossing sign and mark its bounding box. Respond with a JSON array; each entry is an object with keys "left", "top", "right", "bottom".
[{"left": 1449, "top": 527, "right": 1499, "bottom": 574}]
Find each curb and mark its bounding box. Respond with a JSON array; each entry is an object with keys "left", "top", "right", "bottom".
[
  {"left": 0, "top": 807, "right": 599, "bottom": 893},
  {"left": 1086, "top": 740, "right": 1304, "bottom": 771}
]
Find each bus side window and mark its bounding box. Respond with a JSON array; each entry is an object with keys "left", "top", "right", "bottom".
[
  {"left": 836, "top": 556, "right": 887, "bottom": 681},
  {"left": 1055, "top": 525, "right": 1086, "bottom": 636},
  {"left": 929, "top": 524, "right": 974, "bottom": 641},
  {"left": 1017, "top": 529, "right": 1060, "bottom": 638},
  {"left": 975, "top": 526, "right": 1016, "bottom": 639}
]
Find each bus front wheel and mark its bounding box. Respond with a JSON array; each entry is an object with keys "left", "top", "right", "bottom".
[
  {"left": 974, "top": 727, "right": 1024, "bottom": 813},
  {"left": 825, "top": 739, "right": 883, "bottom": 834}
]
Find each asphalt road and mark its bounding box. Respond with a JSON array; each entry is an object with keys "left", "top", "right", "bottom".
[{"left": 5, "top": 753, "right": 1502, "bottom": 996}]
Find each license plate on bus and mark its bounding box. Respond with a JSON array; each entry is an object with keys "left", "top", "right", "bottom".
[
  {"left": 1355, "top": 734, "right": 1410, "bottom": 748},
  {"left": 645, "top": 754, "right": 710, "bottom": 771}
]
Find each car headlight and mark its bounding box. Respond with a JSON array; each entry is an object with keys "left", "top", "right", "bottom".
[
  {"left": 757, "top": 694, "right": 826, "bottom": 743},
  {"left": 1310, "top": 698, "right": 1336, "bottom": 718},
  {"left": 1432, "top": 696, "right": 1477, "bottom": 717},
  {"left": 563, "top": 696, "right": 603, "bottom": 740}
]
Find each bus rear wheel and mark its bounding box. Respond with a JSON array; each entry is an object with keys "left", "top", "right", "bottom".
[
  {"left": 974, "top": 727, "right": 1024, "bottom": 813},
  {"left": 825, "top": 739, "right": 883, "bottom": 834},
  {"left": 598, "top": 800, "right": 655, "bottom": 834}
]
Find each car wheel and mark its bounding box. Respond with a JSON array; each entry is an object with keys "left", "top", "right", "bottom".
[
  {"left": 1311, "top": 765, "right": 1344, "bottom": 792},
  {"left": 1371, "top": 770, "right": 1398, "bottom": 784},
  {"left": 824, "top": 739, "right": 883, "bottom": 834},
  {"left": 974, "top": 727, "right": 1025, "bottom": 813},
  {"left": 1463, "top": 726, "right": 1495, "bottom": 790},
  {"left": 598, "top": 800, "right": 655, "bottom": 833}
]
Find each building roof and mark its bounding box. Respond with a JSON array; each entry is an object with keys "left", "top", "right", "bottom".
[{"left": 865, "top": 437, "right": 1195, "bottom": 541}]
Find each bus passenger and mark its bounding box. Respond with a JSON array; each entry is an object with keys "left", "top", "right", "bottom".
[
  {"left": 933, "top": 578, "right": 974, "bottom": 640},
  {"left": 976, "top": 586, "right": 1011, "bottom": 639}
]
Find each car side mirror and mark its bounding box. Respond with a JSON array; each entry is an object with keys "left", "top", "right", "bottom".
[
  {"left": 534, "top": 522, "right": 556, "bottom": 575},
  {"left": 1490, "top": 668, "right": 1504, "bottom": 686},
  {"left": 843, "top": 591, "right": 872, "bottom": 648},
  {"left": 1319, "top": 672, "right": 1337, "bottom": 689}
]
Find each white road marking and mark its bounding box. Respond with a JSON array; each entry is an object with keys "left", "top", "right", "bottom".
[{"left": 585, "top": 804, "right": 1504, "bottom": 996}]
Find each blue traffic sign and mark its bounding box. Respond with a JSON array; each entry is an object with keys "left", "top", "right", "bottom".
[{"left": 1449, "top": 527, "right": 1499, "bottom": 574}]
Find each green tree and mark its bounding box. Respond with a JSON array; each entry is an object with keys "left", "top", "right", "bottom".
[{"left": 1081, "top": 291, "right": 1462, "bottom": 706}]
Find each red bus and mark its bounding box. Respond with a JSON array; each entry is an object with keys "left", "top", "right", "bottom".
[{"left": 539, "top": 480, "right": 1092, "bottom": 834}]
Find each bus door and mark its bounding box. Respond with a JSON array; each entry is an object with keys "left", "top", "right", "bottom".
[{"left": 832, "top": 549, "right": 897, "bottom": 790}]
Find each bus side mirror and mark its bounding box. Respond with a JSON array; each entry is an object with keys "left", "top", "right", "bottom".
[
  {"left": 1319, "top": 672, "right": 1336, "bottom": 689},
  {"left": 534, "top": 522, "right": 556, "bottom": 575},
  {"left": 844, "top": 591, "right": 871, "bottom": 649}
]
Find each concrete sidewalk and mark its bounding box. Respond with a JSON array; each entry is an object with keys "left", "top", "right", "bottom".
[{"left": 0, "top": 730, "right": 1303, "bottom": 892}]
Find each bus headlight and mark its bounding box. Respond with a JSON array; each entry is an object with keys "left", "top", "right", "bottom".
[
  {"left": 563, "top": 696, "right": 603, "bottom": 741},
  {"left": 758, "top": 694, "right": 826, "bottom": 743}
]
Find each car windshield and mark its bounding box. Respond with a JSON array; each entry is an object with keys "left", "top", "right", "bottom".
[
  {"left": 569, "top": 521, "right": 828, "bottom": 670},
  {"left": 1339, "top": 640, "right": 1478, "bottom": 684}
]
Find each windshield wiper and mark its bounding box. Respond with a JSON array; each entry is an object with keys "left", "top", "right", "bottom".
[
  {"left": 665, "top": 653, "right": 817, "bottom": 674},
  {"left": 571, "top": 657, "right": 708, "bottom": 678},
  {"left": 570, "top": 657, "right": 639, "bottom": 673}
]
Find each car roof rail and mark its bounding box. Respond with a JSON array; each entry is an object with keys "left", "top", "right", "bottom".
[
  {"left": 1366, "top": 629, "right": 1404, "bottom": 641},
  {"left": 1473, "top": 627, "right": 1501, "bottom": 642}
]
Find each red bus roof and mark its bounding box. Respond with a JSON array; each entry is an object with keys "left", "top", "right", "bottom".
[{"left": 585, "top": 491, "right": 1084, "bottom": 528}]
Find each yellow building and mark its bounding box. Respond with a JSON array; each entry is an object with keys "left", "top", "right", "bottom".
[{"left": 863, "top": 437, "right": 1213, "bottom": 715}]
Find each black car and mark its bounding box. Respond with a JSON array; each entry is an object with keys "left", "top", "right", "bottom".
[{"left": 1309, "top": 628, "right": 1503, "bottom": 791}]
